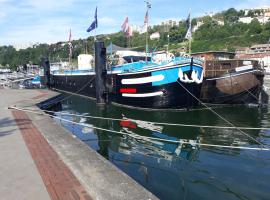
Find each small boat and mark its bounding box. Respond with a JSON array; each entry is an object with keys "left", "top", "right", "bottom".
[
  {"left": 50, "top": 52, "right": 204, "bottom": 109},
  {"left": 200, "top": 59, "right": 264, "bottom": 104}
]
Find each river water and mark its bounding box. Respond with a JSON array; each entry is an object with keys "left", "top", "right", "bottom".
[{"left": 50, "top": 94, "right": 270, "bottom": 200}]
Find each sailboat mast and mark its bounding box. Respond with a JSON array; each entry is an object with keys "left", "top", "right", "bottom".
[
  {"left": 68, "top": 28, "right": 72, "bottom": 68},
  {"left": 145, "top": 0, "right": 151, "bottom": 61},
  {"left": 189, "top": 10, "right": 192, "bottom": 55}
]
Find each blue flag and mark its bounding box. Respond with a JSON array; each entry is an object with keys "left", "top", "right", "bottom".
[{"left": 87, "top": 7, "right": 97, "bottom": 32}]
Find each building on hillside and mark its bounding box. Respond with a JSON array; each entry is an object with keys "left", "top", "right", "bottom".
[
  {"left": 236, "top": 53, "right": 270, "bottom": 67},
  {"left": 235, "top": 44, "right": 270, "bottom": 67},
  {"left": 257, "top": 16, "right": 270, "bottom": 24},
  {"left": 239, "top": 16, "right": 269, "bottom": 24},
  {"left": 203, "top": 12, "right": 214, "bottom": 17},
  {"left": 216, "top": 20, "right": 225, "bottom": 26},
  {"left": 239, "top": 17, "right": 253, "bottom": 24},
  {"left": 13, "top": 43, "right": 34, "bottom": 51},
  {"left": 243, "top": 6, "right": 270, "bottom": 16},
  {"left": 161, "top": 20, "right": 179, "bottom": 28},
  {"left": 191, "top": 51, "right": 235, "bottom": 61},
  {"left": 235, "top": 47, "right": 250, "bottom": 54},
  {"left": 250, "top": 44, "right": 270, "bottom": 53},
  {"left": 192, "top": 21, "right": 204, "bottom": 32}
]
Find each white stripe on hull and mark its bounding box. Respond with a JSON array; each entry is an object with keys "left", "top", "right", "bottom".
[
  {"left": 121, "top": 75, "right": 164, "bottom": 85},
  {"left": 235, "top": 65, "right": 253, "bottom": 72},
  {"left": 122, "top": 91, "right": 163, "bottom": 97}
]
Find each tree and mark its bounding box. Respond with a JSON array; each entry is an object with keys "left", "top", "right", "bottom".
[
  {"left": 224, "top": 8, "right": 239, "bottom": 24},
  {"left": 249, "top": 18, "right": 262, "bottom": 34}
]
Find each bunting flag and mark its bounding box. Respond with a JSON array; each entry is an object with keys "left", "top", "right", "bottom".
[
  {"left": 68, "top": 28, "right": 72, "bottom": 43},
  {"left": 140, "top": 10, "right": 148, "bottom": 34},
  {"left": 185, "top": 13, "right": 192, "bottom": 39},
  {"left": 121, "top": 16, "right": 129, "bottom": 32},
  {"left": 127, "top": 26, "right": 133, "bottom": 37},
  {"left": 86, "top": 7, "right": 98, "bottom": 32},
  {"left": 185, "top": 13, "right": 190, "bottom": 30},
  {"left": 121, "top": 17, "right": 133, "bottom": 38},
  {"left": 144, "top": 10, "right": 149, "bottom": 25}
]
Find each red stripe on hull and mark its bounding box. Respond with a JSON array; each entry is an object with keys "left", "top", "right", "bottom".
[{"left": 120, "top": 88, "right": 137, "bottom": 93}]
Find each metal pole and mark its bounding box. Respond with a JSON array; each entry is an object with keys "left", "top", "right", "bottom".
[{"left": 94, "top": 41, "right": 107, "bottom": 105}]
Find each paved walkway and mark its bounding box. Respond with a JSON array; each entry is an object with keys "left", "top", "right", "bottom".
[
  {"left": 0, "top": 89, "right": 91, "bottom": 200},
  {"left": 0, "top": 88, "right": 158, "bottom": 200}
]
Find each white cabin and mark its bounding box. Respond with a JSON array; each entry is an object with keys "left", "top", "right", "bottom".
[{"left": 78, "top": 54, "right": 94, "bottom": 70}]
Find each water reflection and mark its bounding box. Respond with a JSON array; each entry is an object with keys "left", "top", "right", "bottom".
[{"left": 50, "top": 95, "right": 270, "bottom": 200}]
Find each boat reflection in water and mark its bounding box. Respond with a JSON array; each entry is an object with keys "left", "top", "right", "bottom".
[{"left": 51, "top": 96, "right": 270, "bottom": 200}]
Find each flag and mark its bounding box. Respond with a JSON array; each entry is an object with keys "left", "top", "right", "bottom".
[
  {"left": 185, "top": 13, "right": 190, "bottom": 30},
  {"left": 185, "top": 26, "right": 192, "bottom": 39},
  {"left": 121, "top": 17, "right": 132, "bottom": 38},
  {"left": 144, "top": 10, "right": 149, "bottom": 25},
  {"left": 185, "top": 13, "right": 192, "bottom": 39},
  {"left": 127, "top": 26, "right": 133, "bottom": 37},
  {"left": 68, "top": 28, "right": 72, "bottom": 43},
  {"left": 86, "top": 7, "right": 98, "bottom": 32},
  {"left": 150, "top": 32, "right": 160, "bottom": 40},
  {"left": 140, "top": 10, "right": 148, "bottom": 34},
  {"left": 121, "top": 16, "right": 129, "bottom": 32},
  {"left": 68, "top": 29, "right": 73, "bottom": 57}
]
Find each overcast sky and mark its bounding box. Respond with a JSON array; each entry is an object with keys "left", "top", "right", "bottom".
[{"left": 0, "top": 0, "right": 270, "bottom": 45}]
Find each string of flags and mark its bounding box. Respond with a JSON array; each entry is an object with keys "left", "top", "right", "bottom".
[{"left": 85, "top": 6, "right": 191, "bottom": 42}]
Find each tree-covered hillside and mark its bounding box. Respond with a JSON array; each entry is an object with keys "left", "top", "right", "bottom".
[{"left": 1, "top": 8, "right": 270, "bottom": 70}]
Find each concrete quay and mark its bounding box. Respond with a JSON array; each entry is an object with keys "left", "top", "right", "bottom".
[{"left": 0, "top": 88, "right": 158, "bottom": 200}]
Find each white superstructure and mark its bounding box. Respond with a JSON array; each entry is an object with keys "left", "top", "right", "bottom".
[{"left": 78, "top": 54, "right": 94, "bottom": 70}]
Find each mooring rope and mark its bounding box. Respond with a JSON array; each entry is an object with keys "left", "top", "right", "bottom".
[
  {"left": 8, "top": 106, "right": 270, "bottom": 151},
  {"left": 176, "top": 80, "right": 266, "bottom": 147},
  {"left": 15, "top": 107, "right": 270, "bottom": 131},
  {"left": 54, "top": 76, "right": 96, "bottom": 103}
]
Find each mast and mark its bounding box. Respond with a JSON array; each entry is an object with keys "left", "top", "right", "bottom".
[
  {"left": 188, "top": 10, "right": 192, "bottom": 55},
  {"left": 68, "top": 28, "right": 72, "bottom": 68},
  {"left": 145, "top": 0, "right": 151, "bottom": 61}
]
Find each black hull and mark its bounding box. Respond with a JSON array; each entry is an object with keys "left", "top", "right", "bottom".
[
  {"left": 110, "top": 81, "right": 201, "bottom": 109},
  {"left": 200, "top": 70, "right": 264, "bottom": 104},
  {"left": 47, "top": 74, "right": 202, "bottom": 109},
  {"left": 51, "top": 75, "right": 96, "bottom": 98}
]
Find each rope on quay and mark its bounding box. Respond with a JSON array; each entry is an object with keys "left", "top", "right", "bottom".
[
  {"left": 15, "top": 106, "right": 270, "bottom": 131},
  {"left": 176, "top": 80, "right": 266, "bottom": 148},
  {"left": 8, "top": 106, "right": 270, "bottom": 152},
  {"left": 46, "top": 77, "right": 96, "bottom": 106}
]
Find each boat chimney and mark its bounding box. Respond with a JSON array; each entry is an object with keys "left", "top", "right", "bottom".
[
  {"left": 41, "top": 57, "right": 51, "bottom": 88},
  {"left": 94, "top": 41, "right": 107, "bottom": 105}
]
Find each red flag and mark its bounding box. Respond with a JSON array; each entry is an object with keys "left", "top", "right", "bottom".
[
  {"left": 68, "top": 28, "right": 72, "bottom": 43},
  {"left": 121, "top": 16, "right": 129, "bottom": 32},
  {"left": 144, "top": 10, "right": 148, "bottom": 25},
  {"left": 127, "top": 26, "right": 133, "bottom": 37}
]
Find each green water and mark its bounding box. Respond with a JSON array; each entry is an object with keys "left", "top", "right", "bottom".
[{"left": 51, "top": 95, "right": 270, "bottom": 200}]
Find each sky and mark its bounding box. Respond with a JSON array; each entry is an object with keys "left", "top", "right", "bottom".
[{"left": 0, "top": 0, "right": 270, "bottom": 46}]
